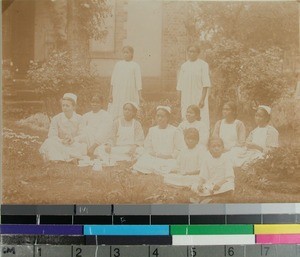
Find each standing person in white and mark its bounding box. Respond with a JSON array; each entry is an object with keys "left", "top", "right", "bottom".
[
  {"left": 109, "top": 46, "right": 144, "bottom": 119},
  {"left": 177, "top": 45, "right": 211, "bottom": 129}
]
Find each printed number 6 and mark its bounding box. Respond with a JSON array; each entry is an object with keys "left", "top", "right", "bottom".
[{"left": 226, "top": 247, "right": 234, "bottom": 256}]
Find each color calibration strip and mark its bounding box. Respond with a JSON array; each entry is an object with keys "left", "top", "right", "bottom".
[
  {"left": 1, "top": 224, "right": 300, "bottom": 244},
  {"left": 1, "top": 203, "right": 300, "bottom": 256}
]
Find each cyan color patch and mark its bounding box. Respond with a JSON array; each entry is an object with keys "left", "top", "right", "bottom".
[{"left": 83, "top": 225, "right": 169, "bottom": 235}]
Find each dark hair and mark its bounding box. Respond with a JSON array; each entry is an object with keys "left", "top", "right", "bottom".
[
  {"left": 123, "top": 45, "right": 134, "bottom": 55},
  {"left": 187, "top": 104, "right": 201, "bottom": 120},
  {"left": 90, "top": 94, "right": 103, "bottom": 104},
  {"left": 187, "top": 45, "right": 200, "bottom": 54},
  {"left": 184, "top": 128, "right": 199, "bottom": 143},
  {"left": 223, "top": 101, "right": 238, "bottom": 119},
  {"left": 123, "top": 102, "right": 138, "bottom": 116},
  {"left": 207, "top": 136, "right": 224, "bottom": 149}
]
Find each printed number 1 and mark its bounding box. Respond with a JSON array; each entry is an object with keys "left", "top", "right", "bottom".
[
  {"left": 37, "top": 247, "right": 41, "bottom": 257},
  {"left": 261, "top": 246, "right": 270, "bottom": 256},
  {"left": 225, "top": 246, "right": 235, "bottom": 256},
  {"left": 152, "top": 248, "right": 159, "bottom": 257}
]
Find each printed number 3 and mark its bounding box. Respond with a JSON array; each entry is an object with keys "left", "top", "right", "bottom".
[{"left": 114, "top": 248, "right": 120, "bottom": 257}]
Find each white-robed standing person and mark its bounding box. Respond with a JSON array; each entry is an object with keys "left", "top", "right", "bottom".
[
  {"left": 177, "top": 45, "right": 211, "bottom": 130},
  {"left": 133, "top": 106, "right": 180, "bottom": 174},
  {"left": 39, "top": 93, "right": 86, "bottom": 162},
  {"left": 75, "top": 94, "right": 113, "bottom": 158},
  {"left": 109, "top": 46, "right": 144, "bottom": 119}
]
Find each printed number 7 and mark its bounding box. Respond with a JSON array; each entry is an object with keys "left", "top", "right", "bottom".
[{"left": 261, "top": 246, "right": 270, "bottom": 256}]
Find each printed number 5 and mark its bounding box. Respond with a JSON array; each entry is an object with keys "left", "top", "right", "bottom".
[
  {"left": 191, "top": 247, "right": 197, "bottom": 257},
  {"left": 114, "top": 248, "right": 120, "bottom": 257}
]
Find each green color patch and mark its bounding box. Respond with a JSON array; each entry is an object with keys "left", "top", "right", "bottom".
[{"left": 170, "top": 225, "right": 254, "bottom": 235}]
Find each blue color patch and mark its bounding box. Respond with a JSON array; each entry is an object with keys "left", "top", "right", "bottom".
[{"left": 83, "top": 225, "right": 169, "bottom": 236}]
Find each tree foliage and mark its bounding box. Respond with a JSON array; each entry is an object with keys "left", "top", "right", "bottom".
[{"left": 185, "top": 1, "right": 298, "bottom": 115}]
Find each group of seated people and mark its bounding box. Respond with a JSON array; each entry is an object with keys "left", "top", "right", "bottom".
[{"left": 40, "top": 93, "right": 279, "bottom": 196}]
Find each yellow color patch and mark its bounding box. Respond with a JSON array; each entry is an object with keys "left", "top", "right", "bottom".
[{"left": 254, "top": 224, "right": 300, "bottom": 234}]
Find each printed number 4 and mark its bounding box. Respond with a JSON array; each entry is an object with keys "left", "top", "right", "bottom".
[{"left": 152, "top": 248, "right": 159, "bottom": 257}]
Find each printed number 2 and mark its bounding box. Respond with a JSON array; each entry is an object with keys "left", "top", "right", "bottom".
[
  {"left": 114, "top": 248, "right": 120, "bottom": 257},
  {"left": 152, "top": 248, "right": 159, "bottom": 257},
  {"left": 261, "top": 246, "right": 270, "bottom": 256},
  {"left": 225, "top": 246, "right": 235, "bottom": 256},
  {"left": 75, "top": 247, "right": 82, "bottom": 257}
]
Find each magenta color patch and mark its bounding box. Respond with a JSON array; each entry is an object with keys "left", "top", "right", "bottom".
[{"left": 256, "top": 234, "right": 300, "bottom": 244}]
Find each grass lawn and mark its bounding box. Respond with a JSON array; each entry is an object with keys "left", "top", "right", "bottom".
[{"left": 2, "top": 116, "right": 300, "bottom": 204}]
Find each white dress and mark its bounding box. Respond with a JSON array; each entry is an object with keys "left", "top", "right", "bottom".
[
  {"left": 197, "top": 151, "right": 235, "bottom": 196},
  {"left": 133, "top": 125, "right": 179, "bottom": 174},
  {"left": 235, "top": 125, "right": 279, "bottom": 168},
  {"left": 39, "top": 112, "right": 86, "bottom": 161},
  {"left": 177, "top": 59, "right": 211, "bottom": 129},
  {"left": 177, "top": 120, "right": 209, "bottom": 148},
  {"left": 163, "top": 145, "right": 206, "bottom": 188},
  {"left": 76, "top": 110, "right": 113, "bottom": 151},
  {"left": 110, "top": 60, "right": 142, "bottom": 119},
  {"left": 98, "top": 119, "right": 144, "bottom": 162}
]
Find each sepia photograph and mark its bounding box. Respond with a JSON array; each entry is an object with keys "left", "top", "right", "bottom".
[{"left": 2, "top": 0, "right": 300, "bottom": 204}]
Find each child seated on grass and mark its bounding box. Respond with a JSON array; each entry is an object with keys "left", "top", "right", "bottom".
[
  {"left": 164, "top": 128, "right": 206, "bottom": 187},
  {"left": 193, "top": 137, "right": 235, "bottom": 196},
  {"left": 235, "top": 105, "right": 279, "bottom": 168}
]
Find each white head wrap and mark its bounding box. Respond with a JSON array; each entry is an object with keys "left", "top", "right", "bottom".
[
  {"left": 258, "top": 105, "right": 271, "bottom": 115},
  {"left": 63, "top": 93, "right": 77, "bottom": 104},
  {"left": 124, "top": 101, "right": 139, "bottom": 110},
  {"left": 156, "top": 105, "right": 171, "bottom": 114}
]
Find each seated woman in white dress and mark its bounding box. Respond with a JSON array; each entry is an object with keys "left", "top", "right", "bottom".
[
  {"left": 235, "top": 105, "right": 279, "bottom": 168},
  {"left": 99, "top": 102, "right": 144, "bottom": 162},
  {"left": 193, "top": 137, "right": 235, "bottom": 196},
  {"left": 75, "top": 94, "right": 113, "bottom": 158},
  {"left": 133, "top": 106, "right": 180, "bottom": 174},
  {"left": 39, "top": 93, "right": 86, "bottom": 162},
  {"left": 164, "top": 128, "right": 206, "bottom": 187},
  {"left": 212, "top": 101, "right": 246, "bottom": 151},
  {"left": 176, "top": 104, "right": 209, "bottom": 148}
]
